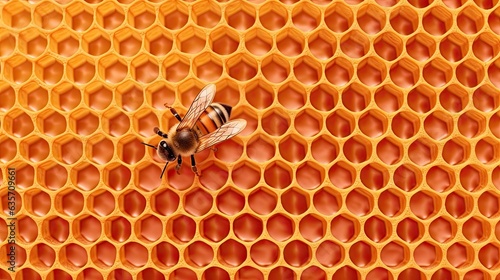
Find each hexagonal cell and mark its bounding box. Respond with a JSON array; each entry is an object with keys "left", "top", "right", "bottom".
[
  {"left": 105, "top": 216, "right": 132, "bottom": 243},
  {"left": 443, "top": 138, "right": 470, "bottom": 165},
  {"left": 0, "top": 82, "right": 15, "bottom": 112},
  {"left": 308, "top": 29, "right": 336, "bottom": 61},
  {"left": 107, "top": 269, "right": 132, "bottom": 280},
  {"left": 49, "top": 28, "right": 79, "bottom": 58},
  {"left": 325, "top": 57, "right": 354, "bottom": 86},
  {"left": 405, "top": 33, "right": 435, "bottom": 62},
  {"left": 3, "top": 55, "right": 33, "bottom": 84},
  {"left": 52, "top": 82, "right": 82, "bottom": 112},
  {"left": 152, "top": 242, "right": 179, "bottom": 269},
  {"left": 82, "top": 82, "right": 112, "bottom": 111},
  {"left": 90, "top": 241, "right": 116, "bottom": 268},
  {"left": 127, "top": 2, "right": 155, "bottom": 30},
  {"left": 246, "top": 134, "right": 275, "bottom": 162},
  {"left": 34, "top": 2, "right": 63, "bottom": 30},
  {"left": 392, "top": 112, "right": 420, "bottom": 139},
  {"left": 276, "top": 81, "right": 306, "bottom": 110},
  {"left": 446, "top": 191, "right": 473, "bottom": 218},
  {"left": 358, "top": 57, "right": 387, "bottom": 86},
  {"left": 250, "top": 239, "right": 280, "bottom": 266},
  {"left": 35, "top": 55, "right": 64, "bottom": 85},
  {"left": 192, "top": 0, "right": 221, "bottom": 28},
  {"left": 374, "top": 31, "right": 403, "bottom": 62},
  {"left": 438, "top": 32, "right": 468, "bottom": 63},
  {"left": 364, "top": 216, "right": 391, "bottom": 243},
  {"left": 275, "top": 29, "right": 304, "bottom": 58},
  {"left": 184, "top": 241, "right": 214, "bottom": 267},
  {"left": 216, "top": 187, "right": 244, "bottom": 216},
  {"left": 86, "top": 135, "right": 114, "bottom": 165},
  {"left": 224, "top": 1, "right": 255, "bottom": 30},
  {"left": 18, "top": 79, "right": 49, "bottom": 112},
  {"left": 2, "top": 2, "right": 31, "bottom": 29},
  {"left": 60, "top": 243, "right": 88, "bottom": 270},
  {"left": 177, "top": 26, "right": 206, "bottom": 54},
  {"left": 160, "top": 54, "right": 189, "bottom": 83},
  {"left": 3, "top": 109, "right": 34, "bottom": 138},
  {"left": 344, "top": 136, "right": 372, "bottom": 163},
  {"left": 283, "top": 240, "right": 311, "bottom": 267},
  {"left": 261, "top": 109, "right": 290, "bottom": 136},
  {"left": 457, "top": 59, "right": 485, "bottom": 87},
  {"left": 394, "top": 163, "right": 421, "bottom": 192},
  {"left": 346, "top": 188, "right": 374, "bottom": 216},
  {"left": 476, "top": 137, "right": 500, "bottom": 164},
  {"left": 409, "top": 138, "right": 438, "bottom": 167},
  {"left": 294, "top": 56, "right": 322, "bottom": 85},
  {"left": 340, "top": 30, "right": 370, "bottom": 59},
  {"left": 53, "top": 135, "right": 83, "bottom": 164},
  {"left": 193, "top": 53, "right": 223, "bottom": 82},
  {"left": 407, "top": 85, "right": 436, "bottom": 114},
  {"left": 331, "top": 214, "right": 359, "bottom": 242},
  {"left": 426, "top": 165, "right": 455, "bottom": 192},
  {"left": 328, "top": 161, "right": 356, "bottom": 189},
  {"left": 376, "top": 137, "right": 403, "bottom": 165},
  {"left": 267, "top": 213, "right": 294, "bottom": 242},
  {"left": 423, "top": 58, "right": 456, "bottom": 87},
  {"left": 158, "top": 1, "right": 188, "bottom": 30},
  {"left": 298, "top": 214, "right": 326, "bottom": 242},
  {"left": 295, "top": 109, "right": 322, "bottom": 137},
  {"left": 359, "top": 109, "right": 388, "bottom": 138},
  {"left": 233, "top": 213, "right": 263, "bottom": 242},
  {"left": 398, "top": 217, "right": 425, "bottom": 244},
  {"left": 290, "top": 2, "right": 320, "bottom": 31},
  {"left": 218, "top": 239, "right": 247, "bottom": 267},
  {"left": 373, "top": 85, "right": 402, "bottom": 114},
  {"left": 55, "top": 188, "right": 84, "bottom": 216},
  {"left": 235, "top": 267, "right": 264, "bottom": 280},
  {"left": 112, "top": 27, "right": 142, "bottom": 58},
  {"left": 18, "top": 27, "right": 47, "bottom": 57},
  {"left": 479, "top": 243, "right": 500, "bottom": 269},
  {"left": 460, "top": 164, "right": 487, "bottom": 192},
  {"left": 360, "top": 163, "right": 389, "bottom": 190},
  {"left": 429, "top": 216, "right": 456, "bottom": 243},
  {"left": 20, "top": 189, "right": 46, "bottom": 216},
  {"left": 20, "top": 135, "right": 50, "bottom": 164},
  {"left": 464, "top": 216, "right": 490, "bottom": 243},
  {"left": 464, "top": 269, "right": 491, "bottom": 280},
  {"left": 142, "top": 28, "right": 172, "bottom": 57},
  {"left": 138, "top": 268, "right": 164, "bottom": 280},
  {"left": 349, "top": 241, "right": 376, "bottom": 268},
  {"left": 380, "top": 241, "right": 409, "bottom": 268},
  {"left": 102, "top": 109, "right": 130, "bottom": 137},
  {"left": 342, "top": 83, "right": 370, "bottom": 112},
  {"left": 182, "top": 188, "right": 212, "bottom": 217},
  {"left": 356, "top": 4, "right": 386, "bottom": 35},
  {"left": 82, "top": 28, "right": 111, "bottom": 56},
  {"left": 458, "top": 5, "right": 484, "bottom": 34},
  {"left": 207, "top": 27, "right": 239, "bottom": 56},
  {"left": 423, "top": 111, "right": 453, "bottom": 140},
  {"left": 98, "top": 54, "right": 128, "bottom": 83},
  {"left": 244, "top": 28, "right": 272, "bottom": 56},
  {"left": 168, "top": 268, "right": 197, "bottom": 280},
  {"left": 264, "top": 161, "right": 293, "bottom": 189},
  {"left": 70, "top": 162, "right": 100, "bottom": 191},
  {"left": 423, "top": 6, "right": 453, "bottom": 35},
  {"left": 439, "top": 85, "right": 468, "bottom": 114},
  {"left": 282, "top": 188, "right": 310, "bottom": 215},
  {"left": 65, "top": 2, "right": 93, "bottom": 32},
  {"left": 198, "top": 163, "right": 228, "bottom": 191},
  {"left": 390, "top": 58, "right": 419, "bottom": 88},
  {"left": 313, "top": 187, "right": 341, "bottom": 216},
  {"left": 325, "top": 2, "right": 353, "bottom": 32},
  {"left": 73, "top": 214, "right": 102, "bottom": 244},
  {"left": 316, "top": 240, "right": 343, "bottom": 267},
  {"left": 121, "top": 242, "right": 149, "bottom": 268},
  {"left": 114, "top": 82, "right": 144, "bottom": 113},
  {"left": 473, "top": 32, "right": 500, "bottom": 63},
  {"left": 0, "top": 29, "right": 16, "bottom": 57},
  {"left": 200, "top": 214, "right": 230, "bottom": 243},
  {"left": 42, "top": 216, "right": 70, "bottom": 244},
  {"left": 309, "top": 136, "right": 337, "bottom": 165},
  {"left": 150, "top": 189, "right": 178, "bottom": 218},
  {"left": 96, "top": 1, "right": 125, "bottom": 30},
  {"left": 29, "top": 243, "right": 55, "bottom": 270},
  {"left": 414, "top": 241, "right": 442, "bottom": 268},
  {"left": 447, "top": 242, "right": 474, "bottom": 269},
  {"left": 16, "top": 215, "right": 37, "bottom": 243},
  {"left": 442, "top": 0, "right": 467, "bottom": 8},
  {"left": 296, "top": 161, "right": 324, "bottom": 190},
  {"left": 390, "top": 6, "right": 418, "bottom": 35},
  {"left": 248, "top": 187, "right": 277, "bottom": 215},
  {"left": 226, "top": 53, "right": 258, "bottom": 81},
  {"left": 262, "top": 54, "right": 290, "bottom": 83},
  {"left": 118, "top": 190, "right": 145, "bottom": 218},
  {"left": 231, "top": 162, "right": 259, "bottom": 190},
  {"left": 166, "top": 215, "right": 195, "bottom": 244},
  {"left": 69, "top": 109, "right": 99, "bottom": 136},
  {"left": 259, "top": 2, "right": 288, "bottom": 31}
]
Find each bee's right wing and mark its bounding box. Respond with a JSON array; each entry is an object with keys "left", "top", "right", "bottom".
[
  {"left": 195, "top": 119, "right": 247, "bottom": 153},
  {"left": 177, "top": 84, "right": 216, "bottom": 131}
]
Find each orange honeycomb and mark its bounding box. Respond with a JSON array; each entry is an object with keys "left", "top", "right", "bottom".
[{"left": 1, "top": 0, "right": 500, "bottom": 279}]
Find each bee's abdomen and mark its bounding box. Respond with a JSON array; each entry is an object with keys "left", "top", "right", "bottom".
[{"left": 195, "top": 103, "right": 232, "bottom": 137}]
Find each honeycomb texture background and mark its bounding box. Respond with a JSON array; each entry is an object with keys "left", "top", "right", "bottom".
[{"left": 1, "top": 0, "right": 500, "bottom": 279}]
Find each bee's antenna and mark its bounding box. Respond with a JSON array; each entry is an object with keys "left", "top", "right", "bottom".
[
  {"left": 141, "top": 142, "right": 157, "bottom": 150},
  {"left": 154, "top": 127, "right": 168, "bottom": 138},
  {"left": 160, "top": 162, "right": 168, "bottom": 179}
]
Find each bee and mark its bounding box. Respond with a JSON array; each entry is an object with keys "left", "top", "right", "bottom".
[{"left": 142, "top": 84, "right": 247, "bottom": 178}]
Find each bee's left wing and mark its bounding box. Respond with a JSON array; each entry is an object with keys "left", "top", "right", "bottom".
[
  {"left": 195, "top": 119, "right": 247, "bottom": 153},
  {"left": 177, "top": 84, "right": 216, "bottom": 131}
]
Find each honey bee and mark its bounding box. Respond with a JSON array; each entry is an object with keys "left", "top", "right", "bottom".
[{"left": 142, "top": 84, "right": 247, "bottom": 178}]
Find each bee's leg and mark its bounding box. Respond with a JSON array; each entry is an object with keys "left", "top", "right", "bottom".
[
  {"left": 175, "top": 155, "right": 182, "bottom": 174},
  {"left": 164, "top": 103, "right": 183, "bottom": 122},
  {"left": 154, "top": 127, "right": 168, "bottom": 138},
  {"left": 190, "top": 154, "right": 201, "bottom": 176}
]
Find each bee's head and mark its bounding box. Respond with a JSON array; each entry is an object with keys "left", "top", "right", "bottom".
[{"left": 157, "top": 140, "right": 176, "bottom": 162}]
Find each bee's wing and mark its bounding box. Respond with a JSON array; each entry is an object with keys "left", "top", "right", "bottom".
[
  {"left": 177, "top": 84, "right": 216, "bottom": 131},
  {"left": 195, "top": 119, "right": 247, "bottom": 153}
]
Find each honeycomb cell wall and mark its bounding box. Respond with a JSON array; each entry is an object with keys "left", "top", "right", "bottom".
[{"left": 1, "top": 0, "right": 500, "bottom": 279}]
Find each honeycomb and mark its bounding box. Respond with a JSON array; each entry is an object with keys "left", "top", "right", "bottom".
[{"left": 1, "top": 0, "right": 500, "bottom": 279}]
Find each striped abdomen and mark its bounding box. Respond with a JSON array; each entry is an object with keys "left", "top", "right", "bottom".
[{"left": 194, "top": 103, "right": 232, "bottom": 137}]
